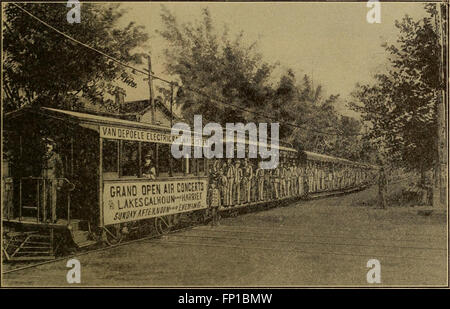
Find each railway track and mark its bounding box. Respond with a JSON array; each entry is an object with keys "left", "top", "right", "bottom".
[
  {"left": 1, "top": 224, "right": 197, "bottom": 275},
  {"left": 167, "top": 229, "right": 447, "bottom": 252},
  {"left": 5, "top": 183, "right": 431, "bottom": 275},
  {"left": 152, "top": 238, "right": 445, "bottom": 265}
]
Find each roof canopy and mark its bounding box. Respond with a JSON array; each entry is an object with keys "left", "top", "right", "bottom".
[{"left": 4, "top": 107, "right": 377, "bottom": 168}]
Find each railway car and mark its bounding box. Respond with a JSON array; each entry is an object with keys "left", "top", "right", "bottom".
[{"left": 2, "top": 106, "right": 376, "bottom": 261}]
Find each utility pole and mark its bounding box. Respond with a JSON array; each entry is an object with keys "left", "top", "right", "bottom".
[
  {"left": 170, "top": 83, "right": 174, "bottom": 128},
  {"left": 147, "top": 54, "right": 155, "bottom": 124},
  {"left": 434, "top": 3, "right": 447, "bottom": 208}
]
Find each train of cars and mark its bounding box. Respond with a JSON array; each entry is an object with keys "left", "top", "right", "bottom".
[{"left": 2, "top": 106, "right": 377, "bottom": 261}]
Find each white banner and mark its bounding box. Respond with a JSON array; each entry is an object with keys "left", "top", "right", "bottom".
[
  {"left": 100, "top": 126, "right": 178, "bottom": 144},
  {"left": 103, "top": 179, "right": 208, "bottom": 225}
]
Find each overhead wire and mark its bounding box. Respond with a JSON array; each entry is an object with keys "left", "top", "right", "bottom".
[{"left": 10, "top": 2, "right": 365, "bottom": 137}]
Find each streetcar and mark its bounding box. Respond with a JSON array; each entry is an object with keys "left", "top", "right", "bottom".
[{"left": 2, "top": 106, "right": 376, "bottom": 261}]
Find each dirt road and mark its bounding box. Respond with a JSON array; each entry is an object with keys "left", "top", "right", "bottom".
[{"left": 2, "top": 185, "right": 447, "bottom": 287}]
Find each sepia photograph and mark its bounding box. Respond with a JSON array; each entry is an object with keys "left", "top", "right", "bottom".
[{"left": 1, "top": 0, "right": 448, "bottom": 292}]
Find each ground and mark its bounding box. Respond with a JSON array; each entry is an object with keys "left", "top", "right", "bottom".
[{"left": 2, "top": 182, "right": 447, "bottom": 287}]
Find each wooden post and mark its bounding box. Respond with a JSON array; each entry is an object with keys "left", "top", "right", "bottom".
[
  {"left": 19, "top": 179, "right": 22, "bottom": 221},
  {"left": 99, "top": 136, "right": 104, "bottom": 228},
  {"left": 434, "top": 3, "right": 447, "bottom": 209},
  {"left": 119, "top": 140, "right": 123, "bottom": 177},
  {"left": 147, "top": 54, "right": 155, "bottom": 124},
  {"left": 36, "top": 180, "right": 40, "bottom": 223},
  {"left": 71, "top": 137, "right": 74, "bottom": 176},
  {"left": 116, "top": 140, "right": 120, "bottom": 174},
  {"left": 156, "top": 144, "right": 159, "bottom": 177},
  {"left": 170, "top": 83, "right": 174, "bottom": 128},
  {"left": 138, "top": 142, "right": 142, "bottom": 177}
]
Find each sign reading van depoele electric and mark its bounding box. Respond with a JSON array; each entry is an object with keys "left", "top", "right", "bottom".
[
  {"left": 103, "top": 179, "right": 208, "bottom": 225},
  {"left": 100, "top": 125, "right": 178, "bottom": 144}
]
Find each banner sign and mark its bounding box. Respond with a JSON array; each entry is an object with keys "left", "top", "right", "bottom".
[
  {"left": 100, "top": 126, "right": 178, "bottom": 144},
  {"left": 103, "top": 179, "right": 208, "bottom": 225}
]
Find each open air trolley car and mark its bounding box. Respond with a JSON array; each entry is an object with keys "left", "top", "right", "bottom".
[{"left": 2, "top": 107, "right": 376, "bottom": 261}]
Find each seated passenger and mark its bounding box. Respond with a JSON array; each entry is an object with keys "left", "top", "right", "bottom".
[{"left": 142, "top": 154, "right": 156, "bottom": 179}]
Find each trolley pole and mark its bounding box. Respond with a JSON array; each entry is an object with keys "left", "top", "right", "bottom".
[{"left": 147, "top": 54, "right": 155, "bottom": 124}]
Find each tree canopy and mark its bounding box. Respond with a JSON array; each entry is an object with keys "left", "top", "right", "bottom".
[
  {"left": 3, "top": 2, "right": 149, "bottom": 113},
  {"left": 350, "top": 4, "right": 444, "bottom": 171},
  {"left": 158, "top": 6, "right": 367, "bottom": 161}
]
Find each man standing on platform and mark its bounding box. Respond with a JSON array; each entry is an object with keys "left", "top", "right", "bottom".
[{"left": 41, "top": 137, "right": 64, "bottom": 223}]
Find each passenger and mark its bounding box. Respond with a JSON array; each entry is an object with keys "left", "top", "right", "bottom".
[
  {"left": 297, "top": 164, "right": 303, "bottom": 196},
  {"left": 307, "top": 162, "right": 314, "bottom": 193},
  {"left": 337, "top": 167, "right": 342, "bottom": 189},
  {"left": 142, "top": 154, "right": 156, "bottom": 180},
  {"left": 264, "top": 167, "right": 272, "bottom": 200},
  {"left": 284, "top": 162, "right": 289, "bottom": 197},
  {"left": 318, "top": 164, "right": 323, "bottom": 191},
  {"left": 323, "top": 164, "right": 327, "bottom": 191},
  {"left": 284, "top": 161, "right": 290, "bottom": 196},
  {"left": 225, "top": 159, "right": 235, "bottom": 207},
  {"left": 233, "top": 160, "right": 243, "bottom": 205},
  {"left": 242, "top": 158, "right": 253, "bottom": 204},
  {"left": 343, "top": 167, "right": 348, "bottom": 188},
  {"left": 290, "top": 162, "right": 297, "bottom": 196},
  {"left": 333, "top": 166, "right": 337, "bottom": 189},
  {"left": 209, "top": 160, "right": 221, "bottom": 183},
  {"left": 313, "top": 163, "right": 319, "bottom": 192},
  {"left": 273, "top": 165, "right": 280, "bottom": 199},
  {"left": 303, "top": 166, "right": 309, "bottom": 196},
  {"left": 279, "top": 162, "right": 286, "bottom": 197},
  {"left": 218, "top": 169, "right": 228, "bottom": 207},
  {"left": 208, "top": 181, "right": 221, "bottom": 226},
  {"left": 256, "top": 162, "right": 265, "bottom": 201},
  {"left": 327, "top": 165, "right": 332, "bottom": 190},
  {"left": 251, "top": 160, "right": 258, "bottom": 202}
]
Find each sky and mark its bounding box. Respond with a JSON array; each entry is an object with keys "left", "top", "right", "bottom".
[{"left": 117, "top": 2, "right": 429, "bottom": 117}]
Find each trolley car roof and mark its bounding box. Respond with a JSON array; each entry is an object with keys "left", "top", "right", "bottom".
[
  {"left": 303, "top": 151, "right": 372, "bottom": 168},
  {"left": 4, "top": 107, "right": 296, "bottom": 152},
  {"left": 6, "top": 106, "right": 172, "bottom": 132},
  {"left": 4, "top": 107, "right": 376, "bottom": 168}
]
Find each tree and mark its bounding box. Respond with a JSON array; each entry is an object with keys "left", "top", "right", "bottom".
[
  {"left": 3, "top": 3, "right": 149, "bottom": 113},
  {"left": 158, "top": 6, "right": 368, "bottom": 161},
  {"left": 268, "top": 72, "right": 365, "bottom": 160},
  {"left": 350, "top": 4, "right": 443, "bottom": 174},
  {"left": 158, "top": 6, "right": 275, "bottom": 126}
]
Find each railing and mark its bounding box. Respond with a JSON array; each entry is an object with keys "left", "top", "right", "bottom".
[{"left": 19, "top": 177, "right": 75, "bottom": 224}]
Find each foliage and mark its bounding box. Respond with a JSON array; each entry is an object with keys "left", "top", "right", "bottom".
[
  {"left": 158, "top": 7, "right": 366, "bottom": 161},
  {"left": 3, "top": 2, "right": 149, "bottom": 112},
  {"left": 158, "top": 6, "right": 275, "bottom": 125},
  {"left": 349, "top": 4, "right": 443, "bottom": 171}
]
